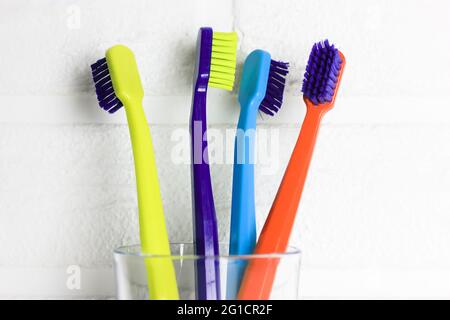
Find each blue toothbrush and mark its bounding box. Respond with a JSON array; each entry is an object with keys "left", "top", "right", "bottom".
[{"left": 227, "top": 50, "right": 289, "bottom": 299}]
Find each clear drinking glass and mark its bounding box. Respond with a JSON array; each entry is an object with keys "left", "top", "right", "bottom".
[{"left": 113, "top": 243, "right": 301, "bottom": 300}]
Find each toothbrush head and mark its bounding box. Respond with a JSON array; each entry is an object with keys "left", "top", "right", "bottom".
[
  {"left": 209, "top": 31, "right": 238, "bottom": 91},
  {"left": 259, "top": 60, "right": 289, "bottom": 116},
  {"left": 239, "top": 50, "right": 289, "bottom": 115},
  {"left": 194, "top": 27, "right": 238, "bottom": 92},
  {"left": 302, "top": 40, "right": 345, "bottom": 107},
  {"left": 91, "top": 45, "right": 144, "bottom": 113}
]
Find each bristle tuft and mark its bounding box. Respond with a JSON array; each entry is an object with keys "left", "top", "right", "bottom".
[
  {"left": 208, "top": 32, "right": 238, "bottom": 91},
  {"left": 90, "top": 58, "right": 123, "bottom": 113},
  {"left": 259, "top": 60, "right": 289, "bottom": 116},
  {"left": 301, "top": 39, "right": 342, "bottom": 105}
]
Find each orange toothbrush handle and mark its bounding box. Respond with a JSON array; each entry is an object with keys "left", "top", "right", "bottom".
[{"left": 238, "top": 102, "right": 327, "bottom": 300}]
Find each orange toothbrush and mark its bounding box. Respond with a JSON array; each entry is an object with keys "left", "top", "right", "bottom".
[{"left": 238, "top": 40, "right": 346, "bottom": 300}]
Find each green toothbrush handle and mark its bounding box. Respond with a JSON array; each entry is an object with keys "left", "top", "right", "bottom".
[{"left": 124, "top": 98, "right": 179, "bottom": 300}]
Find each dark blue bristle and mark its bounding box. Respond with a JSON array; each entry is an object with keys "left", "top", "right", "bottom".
[
  {"left": 301, "top": 40, "right": 342, "bottom": 105},
  {"left": 90, "top": 57, "right": 123, "bottom": 113},
  {"left": 259, "top": 60, "right": 289, "bottom": 116}
]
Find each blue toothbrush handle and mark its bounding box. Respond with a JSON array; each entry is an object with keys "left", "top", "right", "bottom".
[
  {"left": 190, "top": 89, "right": 221, "bottom": 300},
  {"left": 227, "top": 106, "right": 257, "bottom": 299}
]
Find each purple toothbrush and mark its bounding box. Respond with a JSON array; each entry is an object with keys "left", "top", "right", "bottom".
[{"left": 190, "top": 27, "right": 238, "bottom": 300}]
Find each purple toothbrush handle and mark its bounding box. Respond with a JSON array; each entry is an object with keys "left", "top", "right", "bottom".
[{"left": 189, "top": 27, "right": 221, "bottom": 300}]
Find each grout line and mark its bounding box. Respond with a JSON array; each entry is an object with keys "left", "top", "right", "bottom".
[
  {"left": 1, "top": 95, "right": 449, "bottom": 125},
  {"left": 1, "top": 266, "right": 450, "bottom": 299},
  {"left": 231, "top": 0, "right": 237, "bottom": 30},
  {"left": 299, "top": 267, "right": 450, "bottom": 299}
]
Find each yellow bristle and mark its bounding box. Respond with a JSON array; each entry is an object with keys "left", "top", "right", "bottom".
[
  {"left": 213, "top": 32, "right": 238, "bottom": 41},
  {"left": 210, "top": 64, "right": 235, "bottom": 75},
  {"left": 209, "top": 31, "right": 238, "bottom": 91},
  {"left": 211, "top": 53, "right": 236, "bottom": 62},
  {"left": 209, "top": 82, "right": 233, "bottom": 91},
  {"left": 210, "top": 75, "right": 235, "bottom": 85}
]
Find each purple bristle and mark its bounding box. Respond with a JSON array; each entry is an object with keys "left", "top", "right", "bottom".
[
  {"left": 301, "top": 40, "right": 342, "bottom": 105},
  {"left": 90, "top": 57, "right": 123, "bottom": 113},
  {"left": 259, "top": 60, "right": 289, "bottom": 116}
]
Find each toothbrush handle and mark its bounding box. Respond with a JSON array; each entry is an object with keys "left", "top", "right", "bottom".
[
  {"left": 190, "top": 91, "right": 221, "bottom": 300},
  {"left": 227, "top": 107, "right": 258, "bottom": 299},
  {"left": 125, "top": 99, "right": 179, "bottom": 300},
  {"left": 238, "top": 106, "right": 324, "bottom": 300}
]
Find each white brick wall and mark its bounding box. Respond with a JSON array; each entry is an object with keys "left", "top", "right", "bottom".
[{"left": 1, "top": 0, "right": 450, "bottom": 299}]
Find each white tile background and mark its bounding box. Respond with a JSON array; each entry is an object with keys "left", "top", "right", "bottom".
[{"left": 1, "top": 0, "right": 450, "bottom": 299}]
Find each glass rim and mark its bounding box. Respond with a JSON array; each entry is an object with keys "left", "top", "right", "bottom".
[{"left": 113, "top": 243, "right": 301, "bottom": 260}]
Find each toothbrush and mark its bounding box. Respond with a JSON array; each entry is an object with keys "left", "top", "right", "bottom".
[
  {"left": 238, "top": 40, "right": 346, "bottom": 300},
  {"left": 227, "top": 50, "right": 288, "bottom": 299},
  {"left": 91, "top": 45, "right": 179, "bottom": 300},
  {"left": 190, "top": 27, "right": 238, "bottom": 300}
]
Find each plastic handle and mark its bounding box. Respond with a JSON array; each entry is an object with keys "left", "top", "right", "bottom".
[
  {"left": 190, "top": 87, "right": 221, "bottom": 300},
  {"left": 238, "top": 104, "right": 325, "bottom": 300},
  {"left": 124, "top": 98, "right": 179, "bottom": 300},
  {"left": 227, "top": 103, "right": 258, "bottom": 299}
]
